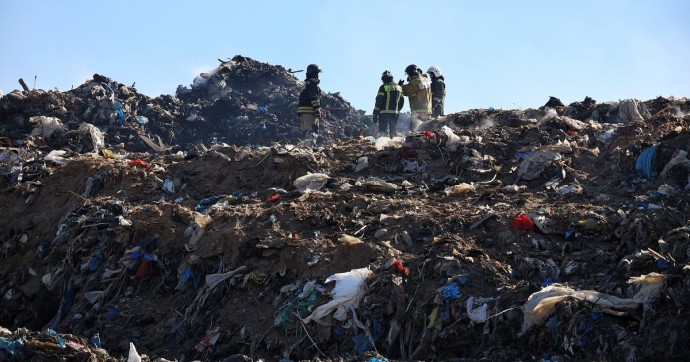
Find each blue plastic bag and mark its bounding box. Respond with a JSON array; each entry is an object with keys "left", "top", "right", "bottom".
[
  {"left": 442, "top": 282, "right": 461, "bottom": 300},
  {"left": 114, "top": 101, "right": 125, "bottom": 125},
  {"left": 0, "top": 336, "right": 24, "bottom": 355},
  {"left": 635, "top": 145, "right": 658, "bottom": 180}
]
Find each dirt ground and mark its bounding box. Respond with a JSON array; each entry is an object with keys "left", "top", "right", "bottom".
[{"left": 1, "top": 61, "right": 690, "bottom": 361}]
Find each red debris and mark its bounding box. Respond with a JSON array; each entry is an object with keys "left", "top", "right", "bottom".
[
  {"left": 195, "top": 327, "right": 221, "bottom": 352},
  {"left": 266, "top": 193, "right": 281, "bottom": 203},
  {"left": 420, "top": 130, "right": 436, "bottom": 139},
  {"left": 392, "top": 259, "right": 410, "bottom": 277},
  {"left": 511, "top": 214, "right": 535, "bottom": 231},
  {"left": 128, "top": 158, "right": 151, "bottom": 168}
]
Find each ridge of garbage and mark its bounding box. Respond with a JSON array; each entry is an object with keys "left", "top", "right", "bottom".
[{"left": 1, "top": 56, "right": 690, "bottom": 361}]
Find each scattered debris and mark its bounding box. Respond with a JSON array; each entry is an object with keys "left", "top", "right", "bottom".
[{"left": 1, "top": 55, "right": 690, "bottom": 361}]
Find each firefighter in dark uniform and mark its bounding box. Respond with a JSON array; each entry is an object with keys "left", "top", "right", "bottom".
[
  {"left": 427, "top": 66, "right": 446, "bottom": 118},
  {"left": 297, "top": 64, "right": 323, "bottom": 147},
  {"left": 372, "top": 70, "right": 405, "bottom": 137}
]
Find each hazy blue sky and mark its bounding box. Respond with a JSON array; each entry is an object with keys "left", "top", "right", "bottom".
[{"left": 1, "top": 0, "right": 688, "bottom": 114}]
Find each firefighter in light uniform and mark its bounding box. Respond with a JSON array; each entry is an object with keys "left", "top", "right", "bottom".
[
  {"left": 427, "top": 66, "right": 446, "bottom": 118},
  {"left": 400, "top": 64, "right": 432, "bottom": 131},
  {"left": 297, "top": 64, "right": 323, "bottom": 147},
  {"left": 372, "top": 70, "right": 405, "bottom": 137}
]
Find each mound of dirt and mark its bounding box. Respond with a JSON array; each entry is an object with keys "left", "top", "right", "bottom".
[{"left": 2, "top": 57, "right": 690, "bottom": 361}]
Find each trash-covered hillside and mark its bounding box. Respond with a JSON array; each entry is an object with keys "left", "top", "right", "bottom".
[
  {"left": 1, "top": 56, "right": 690, "bottom": 362},
  {"left": 0, "top": 55, "right": 368, "bottom": 153}
]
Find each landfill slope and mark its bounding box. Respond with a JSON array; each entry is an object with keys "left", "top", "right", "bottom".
[{"left": 1, "top": 57, "right": 690, "bottom": 361}]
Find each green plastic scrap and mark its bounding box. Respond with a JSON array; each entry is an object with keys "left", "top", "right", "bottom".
[
  {"left": 275, "top": 291, "right": 318, "bottom": 327},
  {"left": 427, "top": 306, "right": 439, "bottom": 329}
]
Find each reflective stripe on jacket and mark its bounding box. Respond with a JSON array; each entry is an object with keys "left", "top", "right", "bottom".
[{"left": 373, "top": 82, "right": 404, "bottom": 115}]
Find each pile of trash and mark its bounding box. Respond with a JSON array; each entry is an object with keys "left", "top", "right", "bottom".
[
  {"left": 2, "top": 56, "right": 690, "bottom": 361},
  {"left": 0, "top": 55, "right": 368, "bottom": 153}
]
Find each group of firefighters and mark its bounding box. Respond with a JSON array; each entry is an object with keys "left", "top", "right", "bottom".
[{"left": 297, "top": 63, "right": 446, "bottom": 146}]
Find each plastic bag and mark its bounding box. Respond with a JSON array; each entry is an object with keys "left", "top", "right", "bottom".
[
  {"left": 517, "top": 151, "right": 562, "bottom": 181},
  {"left": 374, "top": 136, "right": 402, "bottom": 151},
  {"left": 660, "top": 150, "right": 690, "bottom": 178},
  {"left": 440, "top": 125, "right": 464, "bottom": 151},
  {"left": 128, "top": 158, "right": 151, "bottom": 168},
  {"left": 444, "top": 183, "right": 475, "bottom": 196},
  {"left": 294, "top": 173, "right": 330, "bottom": 194},
  {"left": 466, "top": 296, "right": 488, "bottom": 323},
  {"left": 45, "top": 150, "right": 70, "bottom": 165},
  {"left": 635, "top": 145, "right": 658, "bottom": 180},
  {"left": 163, "top": 178, "right": 175, "bottom": 194},
  {"left": 30, "top": 116, "right": 64, "bottom": 137},
  {"left": 77, "top": 123, "right": 105, "bottom": 154},
  {"left": 303, "top": 267, "right": 371, "bottom": 324},
  {"left": 0, "top": 336, "right": 24, "bottom": 355},
  {"left": 519, "top": 273, "right": 664, "bottom": 335},
  {"left": 511, "top": 214, "right": 534, "bottom": 231},
  {"left": 127, "top": 342, "right": 141, "bottom": 362},
  {"left": 338, "top": 234, "right": 362, "bottom": 245}
]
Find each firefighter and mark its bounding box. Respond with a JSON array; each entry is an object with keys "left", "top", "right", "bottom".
[
  {"left": 297, "top": 64, "right": 323, "bottom": 147},
  {"left": 400, "top": 64, "right": 432, "bottom": 131},
  {"left": 372, "top": 70, "right": 405, "bottom": 137},
  {"left": 427, "top": 66, "right": 446, "bottom": 118}
]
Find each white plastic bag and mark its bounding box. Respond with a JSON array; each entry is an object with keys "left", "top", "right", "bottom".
[
  {"left": 441, "top": 125, "right": 463, "bottom": 152},
  {"left": 303, "top": 267, "right": 371, "bottom": 324},
  {"left": 163, "top": 178, "right": 175, "bottom": 194},
  {"left": 466, "top": 296, "right": 489, "bottom": 323},
  {"left": 30, "top": 116, "right": 64, "bottom": 137},
  {"left": 127, "top": 342, "right": 141, "bottom": 362},
  {"left": 45, "top": 150, "right": 70, "bottom": 165},
  {"left": 520, "top": 273, "right": 664, "bottom": 335},
  {"left": 205, "top": 266, "right": 247, "bottom": 290},
  {"left": 293, "top": 173, "right": 330, "bottom": 194},
  {"left": 374, "top": 136, "right": 403, "bottom": 151},
  {"left": 78, "top": 122, "right": 105, "bottom": 154}
]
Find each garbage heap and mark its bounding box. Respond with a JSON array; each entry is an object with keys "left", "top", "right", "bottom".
[
  {"left": 0, "top": 55, "right": 368, "bottom": 154},
  {"left": 176, "top": 55, "right": 367, "bottom": 145},
  {"left": 2, "top": 76, "right": 690, "bottom": 361}
]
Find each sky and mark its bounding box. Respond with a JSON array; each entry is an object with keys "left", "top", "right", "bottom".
[{"left": 1, "top": 0, "right": 689, "bottom": 114}]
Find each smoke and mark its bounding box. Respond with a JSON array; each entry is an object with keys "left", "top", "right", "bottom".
[
  {"left": 191, "top": 64, "right": 220, "bottom": 79},
  {"left": 672, "top": 106, "right": 690, "bottom": 118},
  {"left": 479, "top": 117, "right": 495, "bottom": 130},
  {"left": 396, "top": 113, "right": 412, "bottom": 134}
]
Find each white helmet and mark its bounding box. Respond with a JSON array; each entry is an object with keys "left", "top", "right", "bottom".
[{"left": 427, "top": 66, "right": 442, "bottom": 78}]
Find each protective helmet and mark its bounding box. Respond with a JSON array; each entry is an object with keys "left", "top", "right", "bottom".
[
  {"left": 427, "top": 66, "right": 442, "bottom": 78},
  {"left": 306, "top": 64, "right": 322, "bottom": 74},
  {"left": 405, "top": 64, "right": 419, "bottom": 76},
  {"left": 381, "top": 70, "right": 393, "bottom": 81}
]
